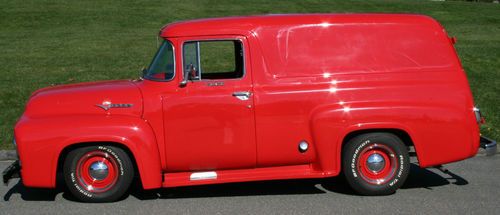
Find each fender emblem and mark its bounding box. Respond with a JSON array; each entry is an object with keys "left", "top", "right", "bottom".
[{"left": 96, "top": 102, "right": 133, "bottom": 111}]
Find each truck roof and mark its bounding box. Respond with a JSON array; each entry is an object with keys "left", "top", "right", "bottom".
[{"left": 160, "top": 14, "right": 440, "bottom": 38}]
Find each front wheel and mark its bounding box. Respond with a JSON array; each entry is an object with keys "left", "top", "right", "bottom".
[
  {"left": 342, "top": 133, "right": 410, "bottom": 195},
  {"left": 63, "top": 145, "right": 134, "bottom": 202}
]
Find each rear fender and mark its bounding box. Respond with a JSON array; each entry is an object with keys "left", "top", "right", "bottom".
[{"left": 309, "top": 107, "right": 420, "bottom": 174}]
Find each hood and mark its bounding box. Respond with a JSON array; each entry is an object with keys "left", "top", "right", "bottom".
[{"left": 24, "top": 80, "right": 143, "bottom": 118}]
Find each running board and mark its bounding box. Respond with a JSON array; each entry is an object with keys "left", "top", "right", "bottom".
[{"left": 162, "top": 164, "right": 335, "bottom": 188}]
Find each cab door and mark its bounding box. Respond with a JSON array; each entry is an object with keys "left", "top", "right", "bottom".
[{"left": 163, "top": 36, "right": 256, "bottom": 172}]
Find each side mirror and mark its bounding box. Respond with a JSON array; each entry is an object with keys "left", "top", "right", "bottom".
[
  {"left": 180, "top": 64, "right": 197, "bottom": 87},
  {"left": 179, "top": 70, "right": 190, "bottom": 87}
]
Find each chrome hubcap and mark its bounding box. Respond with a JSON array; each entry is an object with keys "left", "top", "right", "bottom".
[
  {"left": 366, "top": 153, "right": 385, "bottom": 172},
  {"left": 89, "top": 161, "right": 109, "bottom": 180}
]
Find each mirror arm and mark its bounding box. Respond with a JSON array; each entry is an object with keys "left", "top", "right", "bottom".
[{"left": 179, "top": 70, "right": 189, "bottom": 87}]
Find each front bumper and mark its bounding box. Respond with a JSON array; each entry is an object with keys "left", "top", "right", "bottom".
[
  {"left": 2, "top": 160, "right": 20, "bottom": 185},
  {"left": 480, "top": 136, "right": 497, "bottom": 156}
]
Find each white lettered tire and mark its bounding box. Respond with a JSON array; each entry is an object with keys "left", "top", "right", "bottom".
[
  {"left": 342, "top": 133, "right": 410, "bottom": 195},
  {"left": 63, "top": 145, "right": 134, "bottom": 202}
]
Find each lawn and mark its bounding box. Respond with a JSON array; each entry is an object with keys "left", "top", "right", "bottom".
[{"left": 0, "top": 0, "right": 498, "bottom": 149}]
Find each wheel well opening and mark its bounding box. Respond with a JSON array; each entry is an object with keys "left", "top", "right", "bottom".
[
  {"left": 342, "top": 128, "right": 415, "bottom": 146},
  {"left": 56, "top": 142, "right": 141, "bottom": 188},
  {"left": 342, "top": 128, "right": 417, "bottom": 156}
]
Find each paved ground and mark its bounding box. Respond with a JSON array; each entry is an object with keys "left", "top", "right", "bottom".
[{"left": 1, "top": 153, "right": 499, "bottom": 214}]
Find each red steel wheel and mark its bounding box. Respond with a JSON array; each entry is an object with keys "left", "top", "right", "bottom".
[
  {"left": 64, "top": 145, "right": 134, "bottom": 202},
  {"left": 75, "top": 150, "right": 119, "bottom": 193},
  {"left": 342, "top": 133, "right": 410, "bottom": 195},
  {"left": 357, "top": 144, "right": 398, "bottom": 185}
]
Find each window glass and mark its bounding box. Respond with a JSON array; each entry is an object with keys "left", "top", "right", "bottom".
[
  {"left": 144, "top": 40, "right": 175, "bottom": 81},
  {"left": 183, "top": 42, "right": 201, "bottom": 80},
  {"left": 183, "top": 40, "right": 243, "bottom": 80}
]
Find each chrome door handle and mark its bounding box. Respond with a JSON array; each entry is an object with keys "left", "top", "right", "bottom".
[{"left": 232, "top": 91, "right": 251, "bottom": 101}]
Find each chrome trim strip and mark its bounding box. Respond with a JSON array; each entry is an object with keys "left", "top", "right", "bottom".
[
  {"left": 96, "top": 103, "right": 134, "bottom": 111},
  {"left": 196, "top": 41, "right": 202, "bottom": 81},
  {"left": 473, "top": 106, "right": 482, "bottom": 124},
  {"left": 190, "top": 171, "right": 217, "bottom": 180}
]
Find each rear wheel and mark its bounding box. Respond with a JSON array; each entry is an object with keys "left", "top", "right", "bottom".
[
  {"left": 342, "top": 133, "right": 410, "bottom": 195},
  {"left": 63, "top": 145, "right": 134, "bottom": 202}
]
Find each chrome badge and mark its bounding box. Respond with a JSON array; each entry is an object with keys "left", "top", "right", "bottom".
[{"left": 96, "top": 101, "right": 133, "bottom": 111}]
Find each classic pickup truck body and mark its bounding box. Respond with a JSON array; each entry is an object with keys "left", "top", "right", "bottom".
[{"left": 4, "top": 14, "right": 496, "bottom": 202}]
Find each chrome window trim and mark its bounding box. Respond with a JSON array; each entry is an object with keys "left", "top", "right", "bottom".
[{"left": 196, "top": 41, "right": 202, "bottom": 81}]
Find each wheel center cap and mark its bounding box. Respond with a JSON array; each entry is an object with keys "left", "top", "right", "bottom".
[
  {"left": 366, "top": 153, "right": 385, "bottom": 172},
  {"left": 89, "top": 161, "right": 109, "bottom": 180}
]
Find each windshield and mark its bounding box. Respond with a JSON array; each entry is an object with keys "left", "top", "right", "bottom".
[{"left": 143, "top": 40, "right": 175, "bottom": 81}]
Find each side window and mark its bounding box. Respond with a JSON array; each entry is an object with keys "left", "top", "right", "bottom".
[
  {"left": 183, "top": 42, "right": 201, "bottom": 80},
  {"left": 183, "top": 40, "right": 244, "bottom": 80},
  {"left": 145, "top": 40, "right": 175, "bottom": 81}
]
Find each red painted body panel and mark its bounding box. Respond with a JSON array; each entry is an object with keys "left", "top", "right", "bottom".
[
  {"left": 15, "top": 115, "right": 162, "bottom": 189},
  {"left": 14, "top": 14, "right": 480, "bottom": 189},
  {"left": 163, "top": 164, "right": 332, "bottom": 188},
  {"left": 15, "top": 80, "right": 163, "bottom": 189},
  {"left": 162, "top": 36, "right": 257, "bottom": 172},
  {"left": 26, "top": 80, "right": 143, "bottom": 118}
]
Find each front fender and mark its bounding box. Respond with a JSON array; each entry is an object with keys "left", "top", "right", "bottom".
[{"left": 15, "top": 115, "right": 162, "bottom": 189}]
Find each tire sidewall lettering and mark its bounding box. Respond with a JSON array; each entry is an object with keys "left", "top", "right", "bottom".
[
  {"left": 64, "top": 145, "right": 134, "bottom": 202},
  {"left": 72, "top": 146, "right": 125, "bottom": 197},
  {"left": 350, "top": 140, "right": 404, "bottom": 187},
  {"left": 98, "top": 146, "right": 125, "bottom": 176},
  {"left": 388, "top": 155, "right": 404, "bottom": 187},
  {"left": 350, "top": 140, "right": 370, "bottom": 178},
  {"left": 71, "top": 172, "right": 93, "bottom": 198}
]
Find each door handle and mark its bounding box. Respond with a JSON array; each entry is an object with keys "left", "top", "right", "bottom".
[{"left": 232, "top": 91, "right": 251, "bottom": 101}]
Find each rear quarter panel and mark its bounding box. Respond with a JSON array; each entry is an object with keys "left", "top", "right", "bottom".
[{"left": 249, "top": 15, "right": 479, "bottom": 172}]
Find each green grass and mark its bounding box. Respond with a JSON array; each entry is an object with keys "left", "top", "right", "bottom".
[
  {"left": 199, "top": 41, "right": 237, "bottom": 74},
  {"left": 0, "top": 0, "right": 498, "bottom": 149}
]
